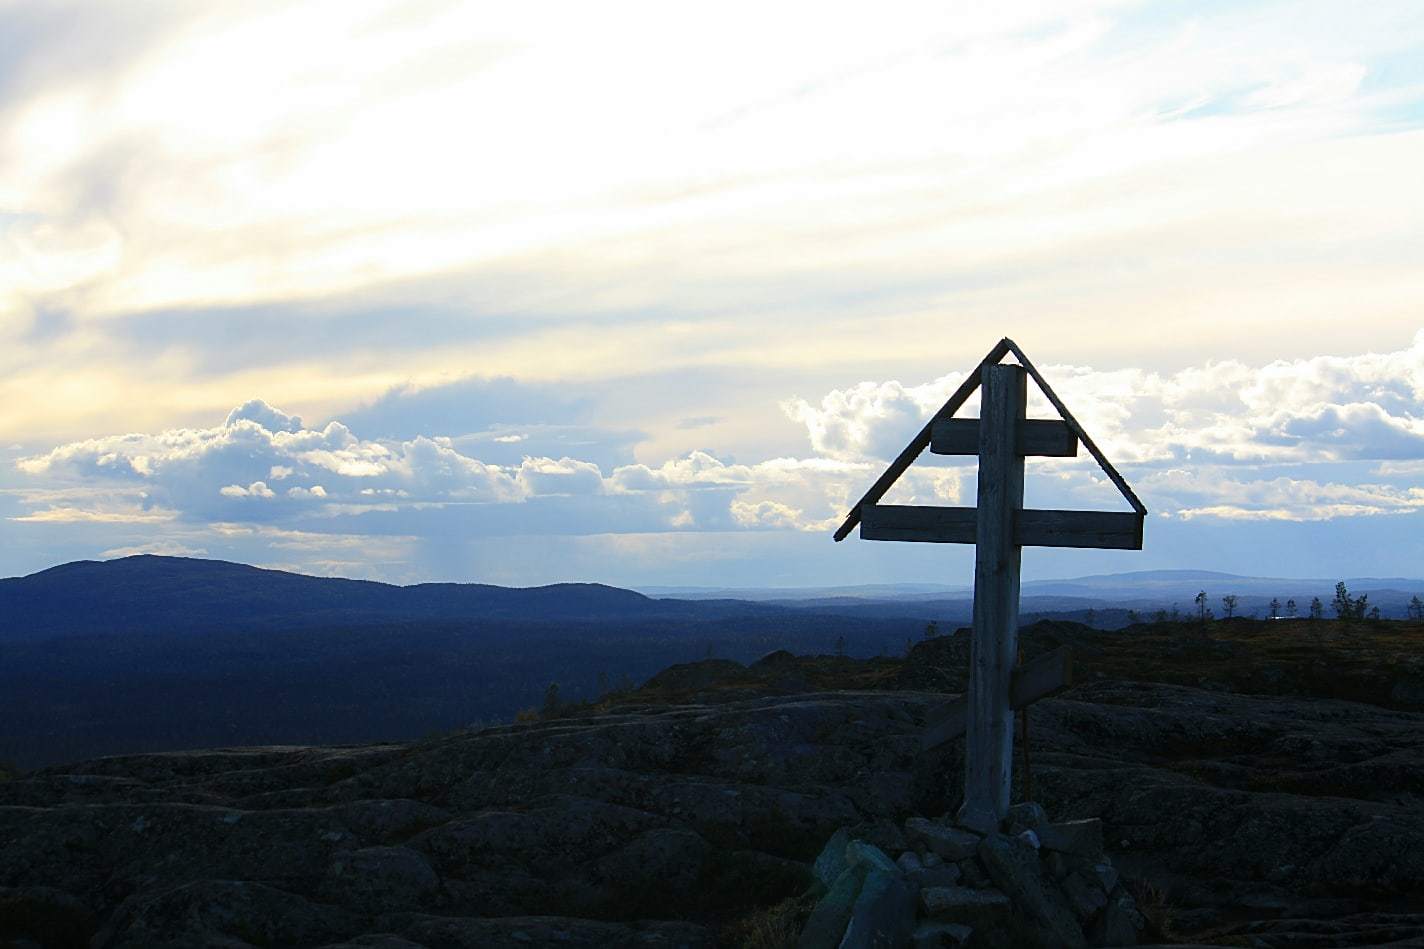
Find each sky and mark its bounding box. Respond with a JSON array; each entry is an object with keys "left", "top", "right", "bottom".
[{"left": 3, "top": 0, "right": 1423, "bottom": 587}]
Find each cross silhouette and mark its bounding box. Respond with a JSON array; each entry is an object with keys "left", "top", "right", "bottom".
[{"left": 834, "top": 338, "right": 1146, "bottom": 832}]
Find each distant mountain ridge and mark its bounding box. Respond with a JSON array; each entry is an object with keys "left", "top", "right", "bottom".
[
  {"left": 0, "top": 555, "right": 679, "bottom": 641},
  {"left": 647, "top": 569, "right": 1424, "bottom": 606}
]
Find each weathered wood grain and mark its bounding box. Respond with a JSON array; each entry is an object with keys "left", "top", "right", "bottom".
[
  {"left": 920, "top": 646, "right": 1074, "bottom": 751},
  {"left": 930, "top": 418, "right": 1078, "bottom": 457},
  {"left": 1017, "top": 509, "right": 1144, "bottom": 550},
  {"left": 833, "top": 338, "right": 1013, "bottom": 541},
  {"left": 859, "top": 504, "right": 976, "bottom": 544},
  {"left": 958, "top": 363, "right": 1026, "bottom": 831},
  {"left": 1005, "top": 339, "right": 1148, "bottom": 516},
  {"left": 859, "top": 506, "right": 1143, "bottom": 549}
]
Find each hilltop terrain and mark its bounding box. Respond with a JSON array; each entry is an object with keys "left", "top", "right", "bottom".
[
  {"left": 4, "top": 617, "right": 1424, "bottom": 947},
  {"left": 6, "top": 557, "right": 1421, "bottom": 771}
]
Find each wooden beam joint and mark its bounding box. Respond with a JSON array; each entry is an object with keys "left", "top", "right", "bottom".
[
  {"left": 931, "top": 418, "right": 1078, "bottom": 457},
  {"left": 921, "top": 646, "right": 1074, "bottom": 751},
  {"left": 861, "top": 505, "right": 1144, "bottom": 550}
]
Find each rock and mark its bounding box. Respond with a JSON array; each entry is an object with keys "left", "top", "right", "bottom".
[
  {"left": 396, "top": 914, "right": 716, "bottom": 948},
  {"left": 324, "top": 846, "right": 438, "bottom": 912},
  {"left": 853, "top": 817, "right": 910, "bottom": 856},
  {"left": 813, "top": 829, "right": 851, "bottom": 889},
  {"left": 1088, "top": 891, "right": 1140, "bottom": 947},
  {"left": 977, "top": 834, "right": 1086, "bottom": 948},
  {"left": 953, "top": 807, "right": 999, "bottom": 836},
  {"left": 9, "top": 678, "right": 1424, "bottom": 947},
  {"left": 96, "top": 879, "right": 361, "bottom": 948},
  {"left": 1016, "top": 829, "right": 1041, "bottom": 850},
  {"left": 922, "top": 851, "right": 943, "bottom": 868},
  {"left": 1090, "top": 862, "right": 1118, "bottom": 894},
  {"left": 1005, "top": 802, "right": 1048, "bottom": 835},
  {"left": 845, "top": 840, "right": 899, "bottom": 876},
  {"left": 1060, "top": 869, "right": 1109, "bottom": 922},
  {"left": 0, "top": 886, "right": 94, "bottom": 948},
  {"left": 840, "top": 867, "right": 914, "bottom": 948},
  {"left": 797, "top": 864, "right": 867, "bottom": 949},
  {"left": 919, "top": 885, "right": 1010, "bottom": 926},
  {"left": 957, "top": 859, "right": 992, "bottom": 888},
  {"left": 907, "top": 865, "right": 963, "bottom": 889},
  {"left": 592, "top": 828, "right": 710, "bottom": 908},
  {"left": 897, "top": 851, "right": 923, "bottom": 873},
  {"left": 905, "top": 818, "right": 980, "bottom": 861},
  {"left": 910, "top": 920, "right": 973, "bottom": 947},
  {"left": 1037, "top": 819, "right": 1104, "bottom": 860}
]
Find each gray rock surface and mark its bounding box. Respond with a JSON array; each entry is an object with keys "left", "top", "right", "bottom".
[
  {"left": 977, "top": 833, "right": 1086, "bottom": 948},
  {"left": 798, "top": 864, "right": 867, "bottom": 949},
  {"left": 919, "top": 885, "right": 1011, "bottom": 926},
  {"left": 3, "top": 681, "right": 1424, "bottom": 946},
  {"left": 840, "top": 867, "right": 915, "bottom": 948},
  {"left": 904, "top": 818, "right": 980, "bottom": 861}
]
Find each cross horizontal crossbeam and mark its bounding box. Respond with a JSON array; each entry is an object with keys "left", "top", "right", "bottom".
[
  {"left": 931, "top": 418, "right": 1078, "bottom": 457},
  {"left": 920, "top": 646, "right": 1074, "bottom": 751},
  {"left": 860, "top": 504, "right": 1143, "bottom": 550}
]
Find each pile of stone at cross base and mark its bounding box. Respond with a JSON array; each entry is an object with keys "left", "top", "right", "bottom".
[{"left": 798, "top": 802, "right": 1145, "bottom": 948}]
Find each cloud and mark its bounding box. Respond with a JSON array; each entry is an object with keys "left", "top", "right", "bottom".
[
  {"left": 13, "top": 402, "right": 916, "bottom": 536},
  {"left": 99, "top": 539, "right": 207, "bottom": 558},
  {"left": 788, "top": 331, "right": 1424, "bottom": 468}
]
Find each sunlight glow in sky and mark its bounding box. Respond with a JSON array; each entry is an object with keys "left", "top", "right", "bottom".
[{"left": 4, "top": 0, "right": 1423, "bottom": 584}]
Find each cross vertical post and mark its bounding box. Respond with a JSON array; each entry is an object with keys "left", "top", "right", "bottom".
[
  {"left": 958, "top": 363, "right": 1026, "bottom": 832},
  {"left": 835, "top": 339, "right": 1146, "bottom": 827}
]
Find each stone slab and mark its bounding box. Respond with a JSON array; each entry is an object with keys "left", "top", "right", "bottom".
[
  {"left": 977, "top": 834, "right": 1086, "bottom": 948},
  {"left": 905, "top": 818, "right": 981, "bottom": 861},
  {"left": 797, "top": 864, "right": 868, "bottom": 949},
  {"left": 919, "top": 885, "right": 1010, "bottom": 927},
  {"left": 840, "top": 868, "right": 914, "bottom": 949},
  {"left": 813, "top": 828, "right": 851, "bottom": 890},
  {"left": 1037, "top": 819, "right": 1104, "bottom": 860}
]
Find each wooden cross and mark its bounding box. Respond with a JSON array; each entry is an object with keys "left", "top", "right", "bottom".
[{"left": 834, "top": 338, "right": 1146, "bottom": 833}]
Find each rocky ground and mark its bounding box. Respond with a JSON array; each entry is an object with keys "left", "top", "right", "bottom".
[{"left": 3, "top": 619, "right": 1424, "bottom": 947}]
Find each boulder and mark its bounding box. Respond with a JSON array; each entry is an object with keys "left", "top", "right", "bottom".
[
  {"left": 904, "top": 819, "right": 980, "bottom": 861},
  {"left": 919, "top": 885, "right": 1010, "bottom": 926},
  {"left": 1005, "top": 802, "right": 1048, "bottom": 836},
  {"left": 840, "top": 868, "right": 915, "bottom": 948},
  {"left": 957, "top": 859, "right": 992, "bottom": 888},
  {"left": 910, "top": 920, "right": 973, "bottom": 948},
  {"left": 906, "top": 865, "right": 963, "bottom": 889},
  {"left": 0, "top": 886, "right": 94, "bottom": 949},
  {"left": 1037, "top": 819, "right": 1104, "bottom": 860},
  {"left": 1060, "top": 869, "right": 1109, "bottom": 922},
  {"left": 324, "top": 846, "right": 438, "bottom": 912},
  {"left": 813, "top": 829, "right": 851, "bottom": 889},
  {"left": 797, "top": 864, "right": 868, "bottom": 949},
  {"left": 95, "top": 879, "right": 360, "bottom": 948},
  {"left": 977, "top": 834, "right": 1086, "bottom": 948},
  {"left": 845, "top": 840, "right": 899, "bottom": 876},
  {"left": 1087, "top": 891, "right": 1141, "bottom": 947}
]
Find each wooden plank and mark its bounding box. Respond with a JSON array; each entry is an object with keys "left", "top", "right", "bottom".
[
  {"left": 859, "top": 504, "right": 976, "bottom": 544},
  {"left": 920, "top": 700, "right": 968, "bottom": 753},
  {"left": 958, "top": 363, "right": 1026, "bottom": 831},
  {"left": 931, "top": 418, "right": 1078, "bottom": 457},
  {"left": 921, "top": 646, "right": 1074, "bottom": 751},
  {"left": 1017, "top": 510, "right": 1143, "bottom": 550},
  {"left": 1010, "top": 645, "right": 1074, "bottom": 708},
  {"left": 859, "top": 506, "right": 1143, "bottom": 549},
  {"left": 833, "top": 338, "right": 1012, "bottom": 541},
  {"left": 1004, "top": 340, "right": 1148, "bottom": 516}
]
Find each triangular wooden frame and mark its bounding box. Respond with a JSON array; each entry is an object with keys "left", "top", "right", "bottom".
[{"left": 832, "top": 337, "right": 1146, "bottom": 542}]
